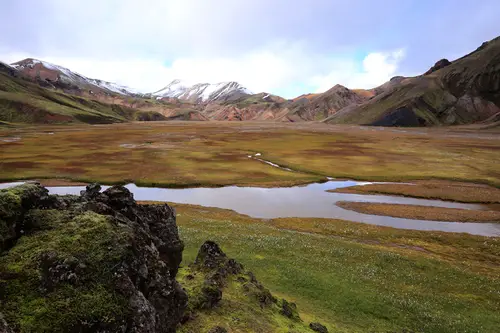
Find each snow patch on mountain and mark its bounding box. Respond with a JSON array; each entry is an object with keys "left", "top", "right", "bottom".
[
  {"left": 11, "top": 58, "right": 139, "bottom": 95},
  {"left": 0, "top": 61, "right": 16, "bottom": 69},
  {"left": 152, "top": 80, "right": 253, "bottom": 102},
  {"left": 152, "top": 79, "right": 190, "bottom": 98}
]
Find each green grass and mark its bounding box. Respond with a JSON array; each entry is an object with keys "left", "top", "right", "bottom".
[
  {"left": 0, "top": 72, "right": 168, "bottom": 124},
  {"left": 178, "top": 266, "right": 311, "bottom": 333},
  {"left": 174, "top": 203, "right": 500, "bottom": 333}
]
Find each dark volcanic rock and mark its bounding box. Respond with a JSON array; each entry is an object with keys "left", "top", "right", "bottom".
[
  {"left": 207, "top": 326, "right": 228, "bottom": 333},
  {"left": 309, "top": 322, "right": 328, "bottom": 333},
  {"left": 425, "top": 58, "right": 452, "bottom": 75},
  {"left": 0, "top": 183, "right": 187, "bottom": 332},
  {"left": 280, "top": 299, "right": 300, "bottom": 320},
  {"left": 186, "top": 241, "right": 278, "bottom": 315},
  {"left": 370, "top": 107, "right": 427, "bottom": 127},
  {"left": 80, "top": 183, "right": 102, "bottom": 198},
  {"left": 194, "top": 240, "right": 227, "bottom": 269},
  {"left": 199, "top": 280, "right": 223, "bottom": 309}
]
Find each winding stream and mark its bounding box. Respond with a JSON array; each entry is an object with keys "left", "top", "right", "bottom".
[{"left": 2, "top": 180, "right": 499, "bottom": 237}]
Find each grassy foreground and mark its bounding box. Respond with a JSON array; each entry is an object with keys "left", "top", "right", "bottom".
[
  {"left": 173, "top": 203, "right": 500, "bottom": 333},
  {"left": 1, "top": 122, "right": 500, "bottom": 189}
]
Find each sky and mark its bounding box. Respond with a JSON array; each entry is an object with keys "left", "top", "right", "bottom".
[{"left": 1, "top": 0, "right": 499, "bottom": 98}]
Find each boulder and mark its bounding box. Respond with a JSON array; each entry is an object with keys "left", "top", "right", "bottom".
[
  {"left": 0, "top": 184, "right": 187, "bottom": 332},
  {"left": 280, "top": 299, "right": 300, "bottom": 320},
  {"left": 425, "top": 58, "right": 452, "bottom": 75},
  {"left": 309, "top": 322, "right": 328, "bottom": 333},
  {"left": 194, "top": 240, "right": 227, "bottom": 269},
  {"left": 208, "top": 326, "right": 227, "bottom": 333}
]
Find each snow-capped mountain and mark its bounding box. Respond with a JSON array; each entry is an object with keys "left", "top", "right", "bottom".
[
  {"left": 153, "top": 80, "right": 253, "bottom": 103},
  {"left": 11, "top": 58, "right": 138, "bottom": 96}
]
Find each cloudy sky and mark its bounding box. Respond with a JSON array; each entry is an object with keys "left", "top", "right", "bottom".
[{"left": 1, "top": 0, "right": 499, "bottom": 98}]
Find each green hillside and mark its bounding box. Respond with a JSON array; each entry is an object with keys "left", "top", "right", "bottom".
[{"left": 0, "top": 67, "right": 164, "bottom": 124}]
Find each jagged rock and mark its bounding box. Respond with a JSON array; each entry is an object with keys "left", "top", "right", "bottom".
[
  {"left": 242, "top": 280, "right": 276, "bottom": 307},
  {"left": 102, "top": 185, "right": 136, "bottom": 208},
  {"left": 208, "top": 326, "right": 227, "bottom": 333},
  {"left": 425, "top": 58, "right": 452, "bottom": 75},
  {"left": 225, "top": 258, "right": 243, "bottom": 274},
  {"left": 181, "top": 241, "right": 308, "bottom": 330},
  {"left": 0, "top": 184, "right": 187, "bottom": 332},
  {"left": 188, "top": 241, "right": 276, "bottom": 312},
  {"left": 194, "top": 240, "right": 227, "bottom": 269},
  {"left": 200, "top": 280, "right": 223, "bottom": 309},
  {"left": 309, "top": 322, "right": 328, "bottom": 333},
  {"left": 80, "top": 183, "right": 101, "bottom": 198},
  {"left": 280, "top": 299, "right": 300, "bottom": 320}
]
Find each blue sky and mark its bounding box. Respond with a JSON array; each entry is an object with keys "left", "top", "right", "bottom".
[{"left": 1, "top": 0, "right": 499, "bottom": 98}]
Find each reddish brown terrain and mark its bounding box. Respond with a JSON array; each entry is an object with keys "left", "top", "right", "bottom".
[{"left": 2, "top": 36, "right": 500, "bottom": 125}]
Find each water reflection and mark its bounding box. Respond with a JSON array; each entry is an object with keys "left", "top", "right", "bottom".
[{"left": 1, "top": 181, "right": 499, "bottom": 236}]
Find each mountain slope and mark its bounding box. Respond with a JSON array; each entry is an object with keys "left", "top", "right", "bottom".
[
  {"left": 153, "top": 80, "right": 252, "bottom": 103},
  {"left": 325, "top": 36, "right": 500, "bottom": 126},
  {"left": 285, "top": 84, "right": 369, "bottom": 121},
  {"left": 12, "top": 58, "right": 138, "bottom": 96},
  {"left": 0, "top": 65, "right": 165, "bottom": 124}
]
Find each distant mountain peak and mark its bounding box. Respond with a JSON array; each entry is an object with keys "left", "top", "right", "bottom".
[
  {"left": 152, "top": 80, "right": 252, "bottom": 103},
  {"left": 11, "top": 58, "right": 138, "bottom": 96}
]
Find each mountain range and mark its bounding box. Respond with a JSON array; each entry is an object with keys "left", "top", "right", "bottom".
[
  {"left": 1, "top": 36, "right": 499, "bottom": 126},
  {"left": 151, "top": 79, "right": 252, "bottom": 103}
]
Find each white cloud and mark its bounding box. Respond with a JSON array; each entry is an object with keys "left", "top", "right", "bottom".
[
  {"left": 311, "top": 49, "right": 406, "bottom": 93},
  {"left": 1, "top": 47, "right": 407, "bottom": 98},
  {"left": 0, "top": 41, "right": 318, "bottom": 96},
  {"left": 2, "top": 0, "right": 499, "bottom": 99}
]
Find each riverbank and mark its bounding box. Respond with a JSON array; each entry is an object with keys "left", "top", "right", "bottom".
[
  {"left": 4, "top": 181, "right": 499, "bottom": 236},
  {"left": 337, "top": 201, "right": 500, "bottom": 222},
  {"left": 332, "top": 179, "right": 500, "bottom": 204}
]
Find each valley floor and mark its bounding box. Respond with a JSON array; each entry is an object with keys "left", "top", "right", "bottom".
[{"left": 1, "top": 121, "right": 500, "bottom": 189}]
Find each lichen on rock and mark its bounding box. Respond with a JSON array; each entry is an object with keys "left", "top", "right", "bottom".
[{"left": 0, "top": 183, "right": 187, "bottom": 333}]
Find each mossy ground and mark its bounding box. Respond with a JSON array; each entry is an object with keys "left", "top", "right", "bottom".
[
  {"left": 172, "top": 203, "right": 500, "bottom": 333},
  {"left": 177, "top": 267, "right": 310, "bottom": 333},
  {"left": 0, "top": 191, "right": 132, "bottom": 333},
  {"left": 1, "top": 122, "right": 500, "bottom": 189}
]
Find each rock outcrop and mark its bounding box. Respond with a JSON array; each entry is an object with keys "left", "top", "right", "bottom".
[
  {"left": 424, "top": 58, "right": 452, "bottom": 75},
  {"left": 309, "top": 322, "right": 329, "bottom": 333},
  {"left": 1, "top": 183, "right": 330, "bottom": 332},
  {"left": 179, "top": 240, "right": 314, "bottom": 332},
  {"left": 0, "top": 183, "right": 186, "bottom": 332}
]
